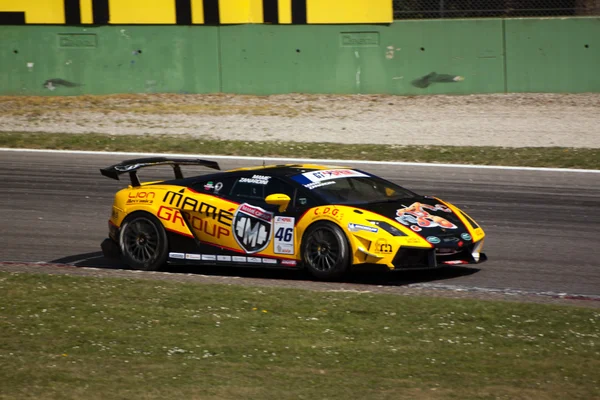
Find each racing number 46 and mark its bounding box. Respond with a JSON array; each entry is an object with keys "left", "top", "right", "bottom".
[{"left": 275, "top": 227, "right": 293, "bottom": 242}]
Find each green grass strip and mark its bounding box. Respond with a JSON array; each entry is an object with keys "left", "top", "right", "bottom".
[
  {"left": 2, "top": 272, "right": 599, "bottom": 400},
  {"left": 1, "top": 132, "right": 599, "bottom": 169}
]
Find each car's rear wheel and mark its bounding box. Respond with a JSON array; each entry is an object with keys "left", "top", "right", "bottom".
[
  {"left": 302, "top": 222, "right": 350, "bottom": 281},
  {"left": 119, "top": 212, "right": 168, "bottom": 271}
]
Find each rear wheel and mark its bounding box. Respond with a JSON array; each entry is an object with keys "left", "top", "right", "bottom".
[
  {"left": 302, "top": 222, "right": 350, "bottom": 281},
  {"left": 119, "top": 212, "right": 168, "bottom": 271}
]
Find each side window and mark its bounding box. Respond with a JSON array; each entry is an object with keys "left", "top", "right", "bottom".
[
  {"left": 265, "top": 177, "right": 295, "bottom": 198},
  {"left": 231, "top": 175, "right": 269, "bottom": 201}
]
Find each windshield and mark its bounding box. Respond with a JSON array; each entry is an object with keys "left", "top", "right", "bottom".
[{"left": 291, "top": 169, "right": 418, "bottom": 205}]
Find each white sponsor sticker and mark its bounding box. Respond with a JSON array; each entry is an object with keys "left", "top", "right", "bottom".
[
  {"left": 348, "top": 223, "right": 379, "bottom": 233},
  {"left": 247, "top": 257, "right": 262, "bottom": 263},
  {"left": 238, "top": 175, "right": 271, "bottom": 185},
  {"left": 185, "top": 253, "right": 201, "bottom": 260},
  {"left": 280, "top": 259, "right": 297, "bottom": 266},
  {"left": 217, "top": 255, "right": 232, "bottom": 262},
  {"left": 274, "top": 216, "right": 295, "bottom": 255},
  {"left": 262, "top": 258, "right": 277, "bottom": 264},
  {"left": 169, "top": 252, "right": 185, "bottom": 259},
  {"left": 202, "top": 254, "right": 217, "bottom": 261},
  {"left": 302, "top": 169, "right": 368, "bottom": 183},
  {"left": 232, "top": 256, "right": 247, "bottom": 263}
]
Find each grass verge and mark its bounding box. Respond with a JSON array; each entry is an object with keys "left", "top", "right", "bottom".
[
  {"left": 1, "top": 132, "right": 599, "bottom": 169},
  {"left": 2, "top": 271, "right": 599, "bottom": 400}
]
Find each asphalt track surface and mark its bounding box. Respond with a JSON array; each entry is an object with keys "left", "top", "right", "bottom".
[{"left": 1, "top": 149, "right": 599, "bottom": 297}]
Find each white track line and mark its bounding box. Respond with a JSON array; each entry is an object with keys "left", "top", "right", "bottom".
[{"left": 1, "top": 147, "right": 599, "bottom": 173}]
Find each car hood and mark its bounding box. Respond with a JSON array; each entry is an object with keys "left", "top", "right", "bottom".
[{"left": 355, "top": 197, "right": 473, "bottom": 244}]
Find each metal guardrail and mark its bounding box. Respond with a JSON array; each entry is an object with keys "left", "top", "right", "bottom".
[{"left": 393, "top": 0, "right": 600, "bottom": 19}]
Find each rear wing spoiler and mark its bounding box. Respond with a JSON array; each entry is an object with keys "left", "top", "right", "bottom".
[{"left": 100, "top": 157, "right": 220, "bottom": 186}]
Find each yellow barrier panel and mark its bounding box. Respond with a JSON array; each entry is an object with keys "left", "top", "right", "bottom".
[
  {"left": 307, "top": 0, "right": 392, "bottom": 24},
  {"left": 0, "top": 0, "right": 392, "bottom": 24},
  {"left": 278, "top": 0, "right": 291, "bottom": 24},
  {"left": 109, "top": 0, "right": 176, "bottom": 24},
  {"left": 0, "top": 0, "right": 65, "bottom": 23},
  {"left": 80, "top": 0, "right": 93, "bottom": 24},
  {"left": 220, "top": 0, "right": 263, "bottom": 24}
]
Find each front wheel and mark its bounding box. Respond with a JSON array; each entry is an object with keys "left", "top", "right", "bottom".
[
  {"left": 119, "top": 212, "right": 168, "bottom": 271},
  {"left": 301, "top": 222, "right": 350, "bottom": 281}
]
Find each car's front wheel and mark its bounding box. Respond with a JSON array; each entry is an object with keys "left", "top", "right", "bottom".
[
  {"left": 301, "top": 221, "right": 350, "bottom": 281},
  {"left": 119, "top": 212, "right": 168, "bottom": 271}
]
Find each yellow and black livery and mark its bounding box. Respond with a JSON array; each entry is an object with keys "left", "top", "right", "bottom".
[{"left": 101, "top": 157, "right": 486, "bottom": 280}]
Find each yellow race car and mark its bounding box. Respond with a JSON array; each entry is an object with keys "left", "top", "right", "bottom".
[{"left": 100, "top": 157, "right": 486, "bottom": 280}]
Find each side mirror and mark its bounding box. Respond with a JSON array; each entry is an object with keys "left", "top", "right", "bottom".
[{"left": 265, "top": 193, "right": 291, "bottom": 212}]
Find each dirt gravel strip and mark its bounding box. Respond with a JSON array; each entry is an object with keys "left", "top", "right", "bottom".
[
  {"left": 1, "top": 93, "right": 599, "bottom": 148},
  {"left": 2, "top": 262, "right": 599, "bottom": 309}
]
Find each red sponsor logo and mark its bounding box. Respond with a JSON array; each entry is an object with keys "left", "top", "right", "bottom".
[
  {"left": 276, "top": 216, "right": 294, "bottom": 223},
  {"left": 239, "top": 204, "right": 272, "bottom": 222},
  {"left": 313, "top": 207, "right": 340, "bottom": 217},
  {"left": 128, "top": 191, "right": 155, "bottom": 199},
  {"left": 157, "top": 205, "right": 230, "bottom": 239},
  {"left": 280, "top": 259, "right": 297, "bottom": 266}
]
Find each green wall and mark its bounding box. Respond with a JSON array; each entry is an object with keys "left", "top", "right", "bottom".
[
  {"left": 505, "top": 18, "right": 600, "bottom": 93},
  {"left": 0, "top": 26, "right": 220, "bottom": 95},
  {"left": 0, "top": 18, "right": 598, "bottom": 96},
  {"left": 220, "top": 20, "right": 505, "bottom": 94}
]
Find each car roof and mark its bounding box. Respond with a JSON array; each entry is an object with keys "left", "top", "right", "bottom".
[
  {"left": 160, "top": 163, "right": 353, "bottom": 186},
  {"left": 226, "top": 163, "right": 349, "bottom": 176}
]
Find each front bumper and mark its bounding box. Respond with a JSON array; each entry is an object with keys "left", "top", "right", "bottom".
[{"left": 391, "top": 242, "right": 487, "bottom": 270}]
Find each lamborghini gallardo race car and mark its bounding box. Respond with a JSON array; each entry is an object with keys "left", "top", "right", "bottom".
[{"left": 100, "top": 157, "right": 486, "bottom": 280}]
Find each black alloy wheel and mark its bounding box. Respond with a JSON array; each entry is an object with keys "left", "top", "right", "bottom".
[
  {"left": 302, "top": 222, "right": 350, "bottom": 281},
  {"left": 119, "top": 213, "right": 168, "bottom": 271}
]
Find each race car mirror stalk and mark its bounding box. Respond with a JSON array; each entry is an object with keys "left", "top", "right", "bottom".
[{"left": 265, "top": 193, "right": 291, "bottom": 212}]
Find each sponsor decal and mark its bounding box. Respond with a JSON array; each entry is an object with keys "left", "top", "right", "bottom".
[
  {"left": 239, "top": 175, "right": 271, "bottom": 185},
  {"left": 202, "top": 254, "right": 217, "bottom": 261},
  {"left": 280, "top": 259, "right": 297, "bottom": 266},
  {"left": 169, "top": 252, "right": 185, "bottom": 259},
  {"left": 111, "top": 207, "right": 120, "bottom": 220},
  {"left": 217, "top": 255, "right": 232, "bottom": 262},
  {"left": 163, "top": 191, "right": 233, "bottom": 226},
  {"left": 396, "top": 202, "right": 457, "bottom": 230},
  {"left": 232, "top": 256, "right": 247, "bottom": 263},
  {"left": 427, "top": 236, "right": 441, "bottom": 244},
  {"left": 442, "top": 260, "right": 469, "bottom": 265},
  {"left": 406, "top": 237, "right": 422, "bottom": 244},
  {"left": 274, "top": 216, "right": 295, "bottom": 255},
  {"left": 233, "top": 203, "right": 273, "bottom": 253},
  {"left": 302, "top": 169, "right": 369, "bottom": 183},
  {"left": 114, "top": 164, "right": 142, "bottom": 172},
  {"left": 312, "top": 206, "right": 343, "bottom": 221},
  {"left": 374, "top": 239, "right": 393, "bottom": 254},
  {"left": 348, "top": 222, "right": 379, "bottom": 233},
  {"left": 185, "top": 253, "right": 201, "bottom": 260},
  {"left": 305, "top": 181, "right": 336, "bottom": 190},
  {"left": 248, "top": 256, "right": 262, "bottom": 263},
  {"left": 410, "top": 225, "right": 422, "bottom": 232},
  {"left": 214, "top": 182, "right": 224, "bottom": 192},
  {"left": 126, "top": 191, "right": 155, "bottom": 204},
  {"left": 157, "top": 206, "right": 230, "bottom": 239},
  {"left": 204, "top": 181, "right": 214, "bottom": 191},
  {"left": 262, "top": 258, "right": 278, "bottom": 264},
  {"left": 461, "top": 233, "right": 472, "bottom": 241}
]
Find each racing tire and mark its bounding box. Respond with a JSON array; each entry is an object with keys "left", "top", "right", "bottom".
[
  {"left": 301, "top": 221, "right": 351, "bottom": 281},
  {"left": 119, "top": 212, "right": 169, "bottom": 271}
]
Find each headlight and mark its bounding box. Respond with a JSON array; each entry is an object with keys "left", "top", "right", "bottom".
[{"left": 367, "top": 220, "right": 406, "bottom": 236}]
